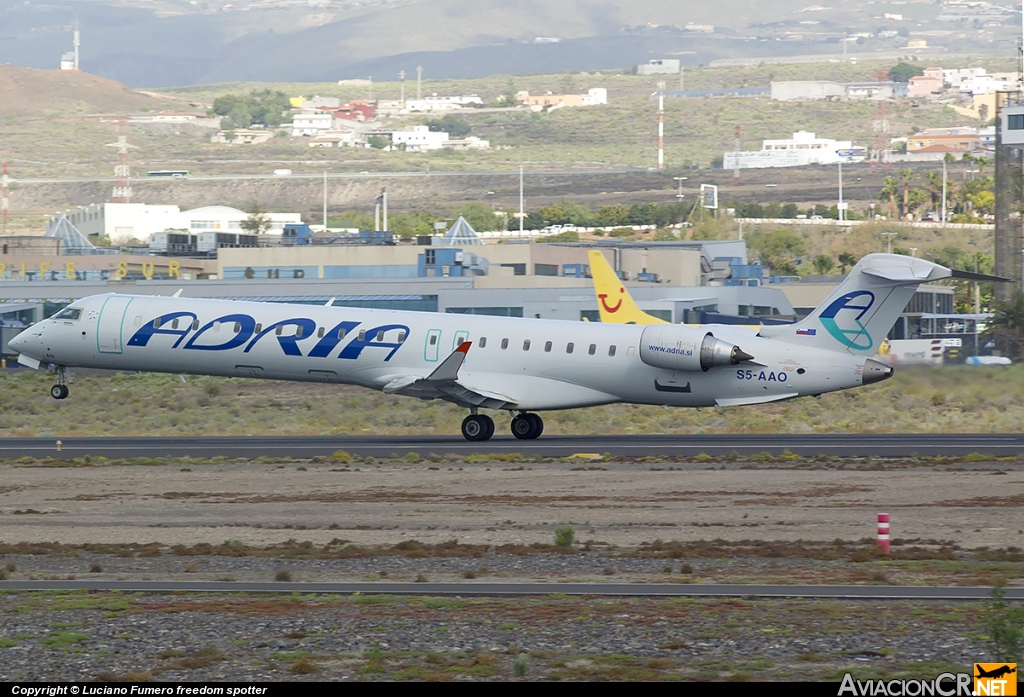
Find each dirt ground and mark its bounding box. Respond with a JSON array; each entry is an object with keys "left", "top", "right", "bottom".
[{"left": 1, "top": 459, "right": 1021, "bottom": 549}]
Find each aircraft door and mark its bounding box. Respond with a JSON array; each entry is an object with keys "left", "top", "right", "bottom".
[
  {"left": 452, "top": 330, "right": 469, "bottom": 352},
  {"left": 424, "top": 328, "right": 442, "bottom": 362},
  {"left": 96, "top": 296, "right": 134, "bottom": 354}
]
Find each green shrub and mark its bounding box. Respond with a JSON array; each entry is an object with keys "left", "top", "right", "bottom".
[
  {"left": 985, "top": 585, "right": 1024, "bottom": 662},
  {"left": 513, "top": 653, "right": 529, "bottom": 677},
  {"left": 554, "top": 525, "right": 575, "bottom": 548}
]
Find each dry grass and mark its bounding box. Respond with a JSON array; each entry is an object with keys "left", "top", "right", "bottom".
[{"left": 3, "top": 366, "right": 1024, "bottom": 438}]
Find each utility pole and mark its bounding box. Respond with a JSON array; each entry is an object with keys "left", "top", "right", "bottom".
[
  {"left": 1, "top": 163, "right": 9, "bottom": 234},
  {"left": 382, "top": 185, "right": 388, "bottom": 232},
  {"left": 368, "top": 77, "right": 373, "bottom": 101},
  {"left": 416, "top": 66, "right": 422, "bottom": 100},
  {"left": 73, "top": 21, "right": 80, "bottom": 71},
  {"left": 322, "top": 171, "right": 327, "bottom": 231},
  {"left": 657, "top": 81, "right": 665, "bottom": 170},
  {"left": 679, "top": 66, "right": 684, "bottom": 93},
  {"left": 399, "top": 70, "right": 405, "bottom": 108},
  {"left": 837, "top": 160, "right": 844, "bottom": 222},
  {"left": 519, "top": 165, "right": 524, "bottom": 233},
  {"left": 733, "top": 126, "right": 741, "bottom": 186},
  {"left": 941, "top": 157, "right": 947, "bottom": 224}
]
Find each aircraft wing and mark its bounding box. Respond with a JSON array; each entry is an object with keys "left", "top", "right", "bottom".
[{"left": 382, "top": 342, "right": 518, "bottom": 410}]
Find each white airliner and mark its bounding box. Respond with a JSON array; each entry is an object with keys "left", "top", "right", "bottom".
[{"left": 8, "top": 254, "right": 961, "bottom": 441}]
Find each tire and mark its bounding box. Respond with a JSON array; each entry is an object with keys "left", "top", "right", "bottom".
[
  {"left": 461, "top": 415, "right": 487, "bottom": 441},
  {"left": 59, "top": 385, "right": 69, "bottom": 400},
  {"left": 50, "top": 384, "right": 65, "bottom": 400},
  {"left": 480, "top": 414, "right": 495, "bottom": 440},
  {"left": 527, "top": 413, "right": 544, "bottom": 439},
  {"left": 511, "top": 414, "right": 533, "bottom": 440}
]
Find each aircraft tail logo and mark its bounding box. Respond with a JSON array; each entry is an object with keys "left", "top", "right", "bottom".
[
  {"left": 819, "top": 290, "right": 875, "bottom": 350},
  {"left": 587, "top": 250, "right": 668, "bottom": 325}
]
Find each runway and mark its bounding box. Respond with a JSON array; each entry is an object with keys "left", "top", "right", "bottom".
[
  {"left": 1, "top": 433, "right": 1023, "bottom": 459},
  {"left": 1, "top": 580, "right": 1019, "bottom": 600}
]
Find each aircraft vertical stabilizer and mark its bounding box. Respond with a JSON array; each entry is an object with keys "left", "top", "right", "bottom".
[
  {"left": 588, "top": 250, "right": 668, "bottom": 325},
  {"left": 758, "top": 253, "right": 951, "bottom": 355}
]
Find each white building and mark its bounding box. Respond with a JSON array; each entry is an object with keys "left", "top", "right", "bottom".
[
  {"left": 291, "top": 111, "right": 333, "bottom": 136},
  {"left": 443, "top": 136, "right": 490, "bottom": 150},
  {"left": 581, "top": 88, "right": 608, "bottom": 106},
  {"left": 723, "top": 131, "right": 863, "bottom": 169},
  {"left": 637, "top": 59, "right": 681, "bottom": 75},
  {"left": 391, "top": 125, "right": 449, "bottom": 151},
  {"left": 52, "top": 203, "right": 302, "bottom": 242},
  {"left": 310, "top": 130, "right": 356, "bottom": 147},
  {"left": 404, "top": 95, "right": 484, "bottom": 112}
]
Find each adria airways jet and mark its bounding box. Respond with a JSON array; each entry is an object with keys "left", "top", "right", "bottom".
[{"left": 8, "top": 254, "right": 964, "bottom": 441}]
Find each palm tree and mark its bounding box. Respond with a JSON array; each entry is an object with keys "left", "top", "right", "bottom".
[
  {"left": 984, "top": 294, "right": 1024, "bottom": 361},
  {"left": 898, "top": 168, "right": 915, "bottom": 219},
  {"left": 879, "top": 176, "right": 899, "bottom": 218},
  {"left": 838, "top": 252, "right": 857, "bottom": 274}
]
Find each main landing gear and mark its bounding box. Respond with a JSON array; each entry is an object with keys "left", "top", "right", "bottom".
[
  {"left": 49, "top": 366, "right": 70, "bottom": 400},
  {"left": 459, "top": 411, "right": 545, "bottom": 441},
  {"left": 461, "top": 413, "right": 494, "bottom": 441},
  {"left": 510, "top": 412, "right": 543, "bottom": 440}
]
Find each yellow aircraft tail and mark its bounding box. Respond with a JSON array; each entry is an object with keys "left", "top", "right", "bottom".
[{"left": 587, "top": 250, "right": 668, "bottom": 325}]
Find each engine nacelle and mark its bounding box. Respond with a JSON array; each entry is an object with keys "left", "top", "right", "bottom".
[{"left": 639, "top": 324, "right": 753, "bottom": 372}]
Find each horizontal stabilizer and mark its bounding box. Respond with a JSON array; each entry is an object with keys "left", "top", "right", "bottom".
[{"left": 950, "top": 269, "right": 1012, "bottom": 283}]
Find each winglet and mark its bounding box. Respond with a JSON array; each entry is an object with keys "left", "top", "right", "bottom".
[{"left": 424, "top": 341, "right": 472, "bottom": 382}]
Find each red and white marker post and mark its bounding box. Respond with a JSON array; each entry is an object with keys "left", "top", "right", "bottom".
[{"left": 877, "top": 513, "right": 890, "bottom": 554}]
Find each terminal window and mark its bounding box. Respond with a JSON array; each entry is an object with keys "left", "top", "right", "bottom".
[{"left": 1010, "top": 114, "right": 1024, "bottom": 130}]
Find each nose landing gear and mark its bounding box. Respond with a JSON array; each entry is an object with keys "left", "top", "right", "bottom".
[
  {"left": 511, "top": 412, "right": 543, "bottom": 440},
  {"left": 50, "top": 366, "right": 70, "bottom": 400}
]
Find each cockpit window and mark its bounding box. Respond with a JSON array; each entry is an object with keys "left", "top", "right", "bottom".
[{"left": 52, "top": 307, "right": 82, "bottom": 321}]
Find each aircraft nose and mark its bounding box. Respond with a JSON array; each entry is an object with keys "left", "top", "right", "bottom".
[{"left": 8, "top": 330, "right": 27, "bottom": 352}]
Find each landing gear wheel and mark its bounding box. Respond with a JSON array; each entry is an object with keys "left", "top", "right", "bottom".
[
  {"left": 461, "top": 414, "right": 494, "bottom": 442},
  {"left": 527, "top": 412, "right": 543, "bottom": 439},
  {"left": 511, "top": 413, "right": 543, "bottom": 440},
  {"left": 50, "top": 384, "right": 68, "bottom": 400}
]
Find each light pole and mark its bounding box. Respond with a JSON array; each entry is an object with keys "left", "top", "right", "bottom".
[
  {"left": 909, "top": 247, "right": 917, "bottom": 257},
  {"left": 673, "top": 176, "right": 687, "bottom": 203},
  {"left": 880, "top": 231, "right": 898, "bottom": 254}
]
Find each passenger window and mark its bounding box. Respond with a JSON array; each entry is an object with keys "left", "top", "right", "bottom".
[
  {"left": 255, "top": 323, "right": 262, "bottom": 333},
  {"left": 338, "top": 328, "right": 347, "bottom": 340},
  {"left": 359, "top": 330, "right": 367, "bottom": 341},
  {"left": 172, "top": 318, "right": 179, "bottom": 329},
  {"left": 566, "top": 342, "right": 574, "bottom": 354},
  {"left": 275, "top": 325, "right": 283, "bottom": 336},
  {"left": 296, "top": 326, "right": 304, "bottom": 338},
  {"left": 317, "top": 327, "right": 325, "bottom": 338},
  {"left": 398, "top": 331, "right": 406, "bottom": 341},
  {"left": 429, "top": 334, "right": 437, "bottom": 345},
  {"left": 233, "top": 322, "right": 241, "bottom": 334},
  {"left": 523, "top": 339, "right": 531, "bottom": 351},
  {"left": 213, "top": 321, "right": 220, "bottom": 332},
  {"left": 544, "top": 341, "right": 552, "bottom": 352},
  {"left": 589, "top": 344, "right": 596, "bottom": 355},
  {"left": 501, "top": 338, "right": 509, "bottom": 349},
  {"left": 153, "top": 318, "right": 162, "bottom": 329},
  {"left": 609, "top": 345, "right": 616, "bottom": 357},
  {"left": 376, "top": 330, "right": 385, "bottom": 341},
  {"left": 193, "top": 319, "right": 200, "bottom": 331},
  {"left": 134, "top": 316, "right": 142, "bottom": 328},
  {"left": 479, "top": 337, "right": 487, "bottom": 348}
]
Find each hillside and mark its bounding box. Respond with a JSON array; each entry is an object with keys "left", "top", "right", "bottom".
[
  {"left": 0, "top": 65, "right": 178, "bottom": 118},
  {"left": 0, "top": 0, "right": 1019, "bottom": 87}
]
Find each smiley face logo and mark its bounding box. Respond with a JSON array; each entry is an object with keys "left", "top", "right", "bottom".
[{"left": 599, "top": 287, "right": 624, "bottom": 313}]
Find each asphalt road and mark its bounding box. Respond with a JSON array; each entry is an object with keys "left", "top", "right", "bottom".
[
  {"left": 0, "top": 580, "right": 1019, "bottom": 599},
  {"left": 1, "top": 433, "right": 1023, "bottom": 458}
]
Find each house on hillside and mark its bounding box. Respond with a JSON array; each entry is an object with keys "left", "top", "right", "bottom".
[
  {"left": 211, "top": 129, "right": 273, "bottom": 145},
  {"left": 907, "top": 127, "right": 979, "bottom": 154},
  {"left": 518, "top": 88, "right": 608, "bottom": 111}
]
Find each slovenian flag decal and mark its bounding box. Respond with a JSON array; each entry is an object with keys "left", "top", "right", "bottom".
[{"left": 796, "top": 328, "right": 816, "bottom": 336}]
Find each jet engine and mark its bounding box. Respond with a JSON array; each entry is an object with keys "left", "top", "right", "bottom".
[{"left": 639, "top": 325, "right": 753, "bottom": 372}]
